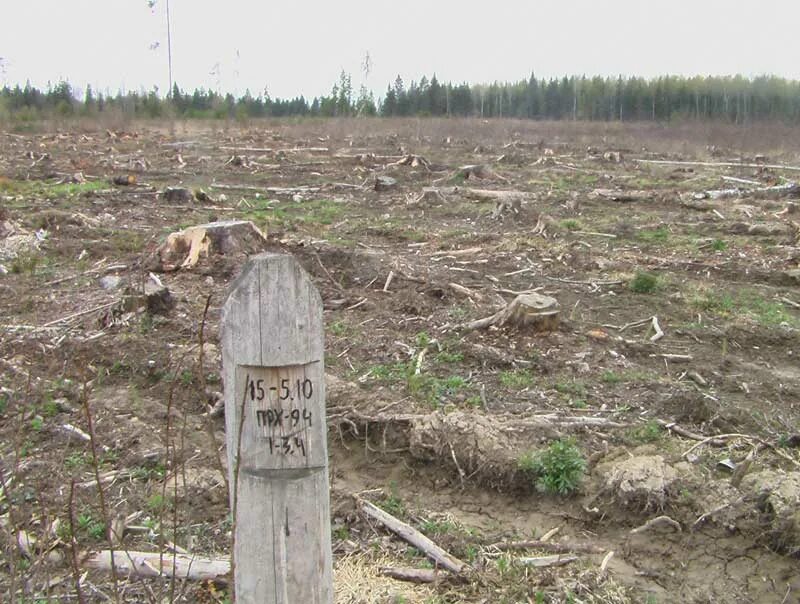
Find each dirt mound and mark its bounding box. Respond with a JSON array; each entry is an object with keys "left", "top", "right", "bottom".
[
  {"left": 602, "top": 455, "right": 688, "bottom": 510},
  {"left": 408, "top": 410, "right": 522, "bottom": 489},
  {"left": 742, "top": 470, "right": 800, "bottom": 554}
]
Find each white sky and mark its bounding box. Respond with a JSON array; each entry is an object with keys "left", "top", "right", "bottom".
[{"left": 3, "top": 0, "right": 800, "bottom": 100}]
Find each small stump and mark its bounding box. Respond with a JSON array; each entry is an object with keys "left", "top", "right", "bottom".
[{"left": 498, "top": 293, "right": 560, "bottom": 332}]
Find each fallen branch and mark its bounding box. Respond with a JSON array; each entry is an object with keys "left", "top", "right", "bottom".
[
  {"left": 40, "top": 302, "right": 118, "bottom": 329},
  {"left": 546, "top": 276, "right": 623, "bottom": 286},
  {"left": 720, "top": 175, "right": 761, "bottom": 186},
  {"left": 380, "top": 567, "right": 443, "bottom": 584},
  {"left": 430, "top": 247, "right": 483, "bottom": 258},
  {"left": 487, "top": 540, "right": 604, "bottom": 554},
  {"left": 652, "top": 353, "right": 693, "bottom": 362},
  {"left": 82, "top": 550, "right": 230, "bottom": 583},
  {"left": 692, "top": 181, "right": 799, "bottom": 201},
  {"left": 590, "top": 189, "right": 653, "bottom": 202},
  {"left": 358, "top": 498, "right": 466, "bottom": 574},
  {"left": 218, "top": 146, "right": 328, "bottom": 153},
  {"left": 460, "top": 188, "right": 530, "bottom": 203},
  {"left": 209, "top": 183, "right": 321, "bottom": 195},
  {"left": 634, "top": 158, "right": 800, "bottom": 172},
  {"left": 781, "top": 296, "right": 800, "bottom": 309},
  {"left": 630, "top": 516, "right": 682, "bottom": 535},
  {"left": 682, "top": 433, "right": 753, "bottom": 458},
  {"left": 518, "top": 555, "right": 578, "bottom": 567},
  {"left": 572, "top": 230, "right": 617, "bottom": 239},
  {"left": 435, "top": 164, "right": 509, "bottom": 184},
  {"left": 382, "top": 271, "right": 395, "bottom": 292},
  {"left": 448, "top": 283, "right": 484, "bottom": 302},
  {"left": 656, "top": 421, "right": 735, "bottom": 445}
]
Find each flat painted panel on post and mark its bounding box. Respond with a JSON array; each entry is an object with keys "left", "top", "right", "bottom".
[{"left": 221, "top": 253, "right": 332, "bottom": 603}]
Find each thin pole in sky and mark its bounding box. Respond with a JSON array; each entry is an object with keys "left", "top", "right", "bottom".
[{"left": 166, "top": 0, "right": 173, "bottom": 94}]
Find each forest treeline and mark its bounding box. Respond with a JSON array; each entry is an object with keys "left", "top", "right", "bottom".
[{"left": 3, "top": 72, "right": 800, "bottom": 123}]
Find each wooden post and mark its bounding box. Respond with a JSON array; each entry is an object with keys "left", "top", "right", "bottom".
[{"left": 221, "top": 253, "right": 333, "bottom": 603}]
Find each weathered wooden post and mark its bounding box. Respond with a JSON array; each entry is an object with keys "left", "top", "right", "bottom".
[{"left": 221, "top": 253, "right": 333, "bottom": 603}]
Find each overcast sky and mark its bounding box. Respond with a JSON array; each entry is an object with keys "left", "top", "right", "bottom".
[{"left": 3, "top": 0, "right": 800, "bottom": 100}]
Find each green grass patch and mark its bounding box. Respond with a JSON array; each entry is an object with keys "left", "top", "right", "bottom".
[
  {"left": 329, "top": 320, "right": 350, "bottom": 337},
  {"left": 369, "top": 360, "right": 467, "bottom": 406},
  {"left": 48, "top": 180, "right": 108, "bottom": 198},
  {"left": 691, "top": 288, "right": 798, "bottom": 327},
  {"left": 559, "top": 219, "right": 581, "bottom": 231},
  {"left": 601, "top": 370, "right": 622, "bottom": 384},
  {"left": 77, "top": 512, "right": 106, "bottom": 540},
  {"left": 435, "top": 350, "right": 464, "bottom": 364},
  {"left": 407, "top": 373, "right": 466, "bottom": 406},
  {"left": 420, "top": 517, "right": 461, "bottom": 536},
  {"left": 0, "top": 178, "right": 107, "bottom": 199},
  {"left": 627, "top": 420, "right": 664, "bottom": 443},
  {"left": 499, "top": 369, "right": 535, "bottom": 389},
  {"left": 638, "top": 226, "right": 670, "bottom": 243},
  {"left": 379, "top": 484, "right": 406, "bottom": 517},
  {"left": 9, "top": 252, "right": 41, "bottom": 275},
  {"left": 554, "top": 380, "right": 586, "bottom": 398},
  {"left": 243, "top": 198, "right": 346, "bottom": 231}
]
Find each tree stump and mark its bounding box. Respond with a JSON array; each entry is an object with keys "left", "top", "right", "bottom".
[
  {"left": 457, "top": 293, "right": 559, "bottom": 333},
  {"left": 374, "top": 175, "right": 398, "bottom": 191},
  {"left": 148, "top": 220, "right": 267, "bottom": 271},
  {"left": 161, "top": 186, "right": 193, "bottom": 203},
  {"left": 498, "top": 293, "right": 560, "bottom": 331}
]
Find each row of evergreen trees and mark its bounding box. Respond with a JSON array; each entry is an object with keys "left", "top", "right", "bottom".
[{"left": 3, "top": 72, "right": 800, "bottom": 123}]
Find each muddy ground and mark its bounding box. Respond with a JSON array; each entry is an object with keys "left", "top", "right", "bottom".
[{"left": 1, "top": 118, "right": 799, "bottom": 603}]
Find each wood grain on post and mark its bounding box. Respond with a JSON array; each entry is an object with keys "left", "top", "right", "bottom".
[{"left": 221, "top": 253, "right": 333, "bottom": 603}]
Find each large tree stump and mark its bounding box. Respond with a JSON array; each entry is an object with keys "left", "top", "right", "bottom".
[
  {"left": 148, "top": 220, "right": 267, "bottom": 271},
  {"left": 457, "top": 293, "right": 559, "bottom": 333}
]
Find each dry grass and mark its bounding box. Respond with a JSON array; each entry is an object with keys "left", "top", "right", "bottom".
[{"left": 334, "top": 552, "right": 436, "bottom": 604}]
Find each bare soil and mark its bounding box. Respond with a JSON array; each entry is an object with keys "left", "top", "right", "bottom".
[{"left": 1, "top": 118, "right": 799, "bottom": 603}]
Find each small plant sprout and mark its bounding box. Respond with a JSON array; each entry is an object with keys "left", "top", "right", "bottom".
[{"left": 519, "top": 438, "right": 586, "bottom": 495}]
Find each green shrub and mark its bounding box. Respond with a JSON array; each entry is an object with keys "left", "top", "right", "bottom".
[
  {"left": 518, "top": 438, "right": 586, "bottom": 495},
  {"left": 629, "top": 271, "right": 658, "bottom": 294}
]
